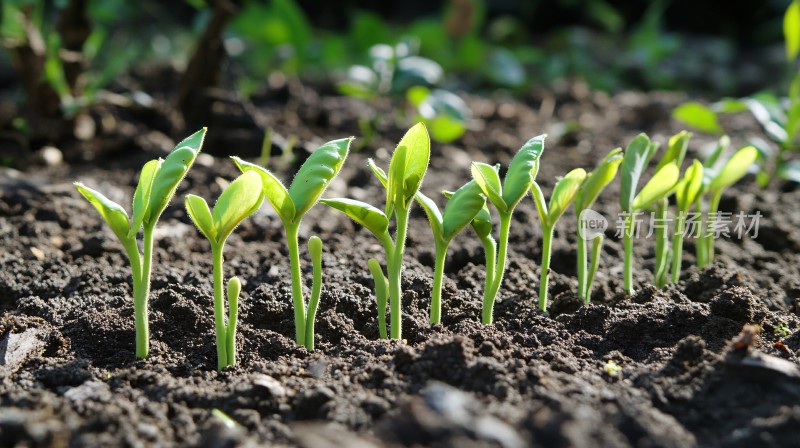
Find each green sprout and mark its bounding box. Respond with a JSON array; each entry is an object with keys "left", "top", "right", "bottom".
[
  {"left": 471, "top": 136, "right": 545, "bottom": 324},
  {"left": 531, "top": 168, "right": 587, "bottom": 311},
  {"left": 416, "top": 181, "right": 486, "bottom": 325},
  {"left": 574, "top": 149, "right": 623, "bottom": 303},
  {"left": 604, "top": 360, "right": 622, "bottom": 377},
  {"left": 671, "top": 159, "right": 704, "bottom": 282},
  {"left": 694, "top": 145, "right": 759, "bottom": 268},
  {"left": 233, "top": 137, "right": 352, "bottom": 350},
  {"left": 774, "top": 321, "right": 791, "bottom": 338},
  {"left": 185, "top": 171, "right": 264, "bottom": 370},
  {"left": 651, "top": 131, "right": 690, "bottom": 288},
  {"left": 74, "top": 128, "right": 206, "bottom": 358},
  {"left": 619, "top": 133, "right": 680, "bottom": 296},
  {"left": 322, "top": 123, "right": 430, "bottom": 340}
]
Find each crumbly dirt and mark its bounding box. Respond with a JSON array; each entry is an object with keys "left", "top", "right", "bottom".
[{"left": 2, "top": 83, "right": 800, "bottom": 447}]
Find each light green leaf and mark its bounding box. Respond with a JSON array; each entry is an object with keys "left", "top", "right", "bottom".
[
  {"left": 321, "top": 198, "right": 389, "bottom": 237},
  {"left": 709, "top": 146, "right": 758, "bottom": 192},
  {"left": 414, "top": 191, "right": 444, "bottom": 239},
  {"left": 232, "top": 156, "right": 296, "bottom": 223},
  {"left": 397, "top": 122, "right": 431, "bottom": 203},
  {"left": 185, "top": 194, "right": 216, "bottom": 242},
  {"left": 672, "top": 103, "right": 722, "bottom": 134},
  {"left": 442, "top": 180, "right": 486, "bottom": 240},
  {"left": 575, "top": 148, "right": 622, "bottom": 211},
  {"left": 502, "top": 135, "right": 545, "bottom": 209},
  {"left": 212, "top": 171, "right": 264, "bottom": 242},
  {"left": 386, "top": 144, "right": 407, "bottom": 216},
  {"left": 675, "top": 160, "right": 704, "bottom": 211},
  {"left": 656, "top": 130, "right": 691, "bottom": 171},
  {"left": 471, "top": 162, "right": 506, "bottom": 213},
  {"left": 785, "top": 0, "right": 800, "bottom": 62},
  {"left": 145, "top": 128, "right": 206, "bottom": 225},
  {"left": 367, "top": 158, "right": 388, "bottom": 187},
  {"left": 74, "top": 182, "right": 130, "bottom": 242},
  {"left": 288, "top": 137, "right": 352, "bottom": 218},
  {"left": 129, "top": 159, "right": 162, "bottom": 238},
  {"left": 470, "top": 204, "right": 493, "bottom": 239},
  {"left": 632, "top": 163, "right": 680, "bottom": 211},
  {"left": 547, "top": 168, "right": 587, "bottom": 226},
  {"left": 619, "top": 134, "right": 658, "bottom": 212}
]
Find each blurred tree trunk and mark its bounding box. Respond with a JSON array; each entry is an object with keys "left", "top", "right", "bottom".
[{"left": 176, "top": 0, "right": 238, "bottom": 128}]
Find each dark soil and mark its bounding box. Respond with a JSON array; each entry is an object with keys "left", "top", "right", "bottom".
[{"left": 2, "top": 83, "right": 800, "bottom": 447}]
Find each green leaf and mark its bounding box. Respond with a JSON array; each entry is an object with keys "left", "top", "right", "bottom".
[
  {"left": 471, "top": 162, "right": 506, "bottom": 213},
  {"left": 709, "top": 146, "right": 758, "bottom": 191},
  {"left": 185, "top": 194, "right": 216, "bottom": 242},
  {"left": 656, "top": 130, "right": 691, "bottom": 171},
  {"left": 675, "top": 160, "right": 704, "bottom": 211},
  {"left": 414, "top": 191, "right": 444, "bottom": 239},
  {"left": 619, "top": 134, "right": 657, "bottom": 212},
  {"left": 288, "top": 137, "right": 352, "bottom": 219},
  {"left": 129, "top": 159, "right": 162, "bottom": 238},
  {"left": 632, "top": 163, "right": 680, "bottom": 211},
  {"left": 320, "top": 198, "right": 389, "bottom": 237},
  {"left": 386, "top": 144, "right": 407, "bottom": 216},
  {"left": 232, "top": 156, "right": 296, "bottom": 223},
  {"left": 367, "top": 158, "right": 388, "bottom": 187},
  {"left": 575, "top": 148, "right": 622, "bottom": 211},
  {"left": 470, "top": 204, "right": 493, "bottom": 239},
  {"left": 212, "top": 171, "right": 264, "bottom": 242},
  {"left": 502, "top": 135, "right": 545, "bottom": 209},
  {"left": 547, "top": 168, "right": 587, "bottom": 226},
  {"left": 786, "top": 0, "right": 800, "bottom": 61},
  {"left": 397, "top": 122, "right": 431, "bottom": 203},
  {"left": 704, "top": 135, "right": 730, "bottom": 168},
  {"left": 74, "top": 182, "right": 130, "bottom": 242},
  {"left": 672, "top": 103, "right": 722, "bottom": 134},
  {"left": 145, "top": 128, "right": 206, "bottom": 225},
  {"left": 442, "top": 180, "right": 486, "bottom": 240}
]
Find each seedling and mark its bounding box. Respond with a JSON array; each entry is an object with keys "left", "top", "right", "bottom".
[
  {"left": 671, "top": 160, "right": 704, "bottom": 282},
  {"left": 574, "top": 149, "right": 623, "bottom": 303},
  {"left": 774, "top": 321, "right": 791, "bottom": 338},
  {"left": 531, "top": 168, "right": 587, "bottom": 311},
  {"left": 619, "top": 133, "right": 680, "bottom": 295},
  {"left": 185, "top": 171, "right": 264, "bottom": 370},
  {"left": 416, "top": 181, "right": 486, "bottom": 324},
  {"left": 74, "top": 128, "right": 206, "bottom": 358},
  {"left": 471, "top": 135, "right": 545, "bottom": 324},
  {"left": 233, "top": 137, "right": 352, "bottom": 350},
  {"left": 694, "top": 145, "right": 758, "bottom": 267},
  {"left": 651, "top": 131, "right": 690, "bottom": 288},
  {"left": 322, "top": 123, "right": 430, "bottom": 339}
]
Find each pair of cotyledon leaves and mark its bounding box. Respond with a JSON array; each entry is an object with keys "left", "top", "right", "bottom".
[
  {"left": 231, "top": 137, "right": 354, "bottom": 228},
  {"left": 74, "top": 128, "right": 207, "bottom": 243},
  {"left": 185, "top": 171, "right": 265, "bottom": 246}
]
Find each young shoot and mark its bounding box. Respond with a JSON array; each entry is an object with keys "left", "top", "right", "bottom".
[
  {"left": 322, "top": 123, "right": 430, "bottom": 340},
  {"left": 232, "top": 137, "right": 352, "bottom": 350},
  {"left": 471, "top": 135, "right": 545, "bottom": 324},
  {"left": 651, "top": 131, "right": 690, "bottom": 288},
  {"left": 619, "top": 133, "right": 680, "bottom": 296},
  {"left": 416, "top": 180, "right": 486, "bottom": 325},
  {"left": 185, "top": 171, "right": 264, "bottom": 370},
  {"left": 74, "top": 128, "right": 206, "bottom": 358},
  {"left": 531, "top": 168, "right": 587, "bottom": 311},
  {"left": 695, "top": 145, "right": 758, "bottom": 267},
  {"left": 671, "top": 160, "right": 704, "bottom": 282},
  {"left": 574, "top": 148, "right": 623, "bottom": 303}
]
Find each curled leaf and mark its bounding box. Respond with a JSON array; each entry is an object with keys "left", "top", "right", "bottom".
[
  {"left": 620, "top": 134, "right": 658, "bottom": 212},
  {"left": 502, "top": 135, "right": 545, "bottom": 209},
  {"left": 129, "top": 159, "right": 162, "bottom": 238},
  {"left": 547, "top": 168, "right": 587, "bottom": 226},
  {"left": 709, "top": 146, "right": 758, "bottom": 192},
  {"left": 575, "top": 148, "right": 622, "bottom": 211},
  {"left": 442, "top": 180, "right": 486, "bottom": 240},
  {"left": 471, "top": 162, "right": 506, "bottom": 213},
  {"left": 212, "top": 171, "right": 264, "bottom": 242},
  {"left": 288, "top": 137, "right": 352, "bottom": 218},
  {"left": 185, "top": 194, "right": 216, "bottom": 242},
  {"left": 321, "top": 198, "right": 390, "bottom": 237},
  {"left": 632, "top": 163, "right": 680, "bottom": 211},
  {"left": 74, "top": 182, "right": 130, "bottom": 242},
  {"left": 146, "top": 128, "right": 206, "bottom": 224},
  {"left": 233, "top": 156, "right": 296, "bottom": 223}
]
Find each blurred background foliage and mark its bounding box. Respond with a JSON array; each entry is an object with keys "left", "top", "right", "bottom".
[{"left": 0, "top": 0, "right": 792, "bottom": 154}]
